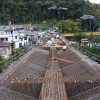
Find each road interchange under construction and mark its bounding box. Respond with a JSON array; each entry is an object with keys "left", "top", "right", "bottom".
[{"left": 0, "top": 37, "right": 100, "bottom": 100}]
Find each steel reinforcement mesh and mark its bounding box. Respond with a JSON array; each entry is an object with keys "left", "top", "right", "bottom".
[
  {"left": 0, "top": 48, "right": 49, "bottom": 100},
  {"left": 57, "top": 48, "right": 100, "bottom": 100},
  {"left": 0, "top": 47, "right": 100, "bottom": 100}
]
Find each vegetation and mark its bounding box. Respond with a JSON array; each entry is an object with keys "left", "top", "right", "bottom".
[
  {"left": 0, "top": 0, "right": 100, "bottom": 25},
  {"left": 0, "top": 55, "right": 5, "bottom": 66},
  {"left": 30, "top": 23, "right": 49, "bottom": 30},
  {"left": 72, "top": 44, "right": 100, "bottom": 63},
  {"left": 80, "top": 45, "right": 100, "bottom": 63},
  {"left": 87, "top": 35, "right": 100, "bottom": 47},
  {"left": 81, "top": 45, "right": 100, "bottom": 55},
  {"left": 56, "top": 19, "right": 80, "bottom": 33},
  {"left": 74, "top": 32, "right": 86, "bottom": 46},
  {"left": 80, "top": 18, "right": 100, "bottom": 32},
  {"left": 0, "top": 46, "right": 28, "bottom": 70},
  {"left": 94, "top": 36, "right": 100, "bottom": 45}
]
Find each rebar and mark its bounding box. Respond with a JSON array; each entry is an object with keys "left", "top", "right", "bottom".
[{"left": 0, "top": 47, "right": 100, "bottom": 100}]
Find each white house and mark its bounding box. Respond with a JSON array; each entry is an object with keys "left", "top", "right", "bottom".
[{"left": 0, "top": 30, "right": 28, "bottom": 49}]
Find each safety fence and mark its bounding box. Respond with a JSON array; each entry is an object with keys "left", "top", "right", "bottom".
[
  {"left": 75, "top": 46, "right": 100, "bottom": 63},
  {"left": 0, "top": 46, "right": 34, "bottom": 73}
]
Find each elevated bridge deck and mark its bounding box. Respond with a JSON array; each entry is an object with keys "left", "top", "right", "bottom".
[
  {"left": 0, "top": 45, "right": 100, "bottom": 100},
  {"left": 62, "top": 32, "right": 100, "bottom": 36}
]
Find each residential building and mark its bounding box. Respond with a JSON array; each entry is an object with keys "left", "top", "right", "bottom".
[
  {"left": 0, "top": 30, "right": 28, "bottom": 49},
  {"left": 0, "top": 41, "right": 11, "bottom": 58}
]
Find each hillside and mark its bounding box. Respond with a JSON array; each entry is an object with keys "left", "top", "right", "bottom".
[{"left": 0, "top": 0, "right": 99, "bottom": 24}]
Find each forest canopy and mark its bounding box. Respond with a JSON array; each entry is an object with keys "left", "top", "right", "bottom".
[{"left": 0, "top": 0, "right": 100, "bottom": 24}]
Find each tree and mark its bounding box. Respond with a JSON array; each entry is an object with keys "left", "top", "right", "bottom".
[
  {"left": 80, "top": 18, "right": 100, "bottom": 32},
  {"left": 74, "top": 32, "right": 86, "bottom": 46},
  {"left": 0, "top": 54, "right": 3, "bottom": 61},
  {"left": 88, "top": 33, "right": 95, "bottom": 47},
  {"left": 47, "top": 18, "right": 57, "bottom": 27},
  {"left": 95, "top": 37, "right": 100, "bottom": 45},
  {"left": 56, "top": 19, "right": 77, "bottom": 33},
  {"left": 0, "top": 0, "right": 98, "bottom": 24},
  {"left": 0, "top": 54, "right": 5, "bottom": 67},
  {"left": 92, "top": 36, "right": 100, "bottom": 46}
]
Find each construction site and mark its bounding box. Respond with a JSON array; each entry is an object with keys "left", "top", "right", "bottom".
[{"left": 0, "top": 35, "right": 100, "bottom": 100}]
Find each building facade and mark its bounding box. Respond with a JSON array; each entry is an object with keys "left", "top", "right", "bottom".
[
  {"left": 0, "top": 41, "right": 12, "bottom": 58},
  {"left": 0, "top": 30, "right": 28, "bottom": 49}
]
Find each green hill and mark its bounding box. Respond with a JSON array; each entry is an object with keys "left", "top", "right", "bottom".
[{"left": 0, "top": 0, "right": 99, "bottom": 24}]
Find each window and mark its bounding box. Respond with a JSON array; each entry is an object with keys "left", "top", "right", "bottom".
[
  {"left": 1, "top": 38, "right": 4, "bottom": 41},
  {"left": 5, "top": 38, "right": 8, "bottom": 41},
  {"left": 21, "top": 38, "right": 23, "bottom": 41},
  {"left": 24, "top": 37, "right": 27, "bottom": 40},
  {"left": 19, "top": 43, "right": 22, "bottom": 47},
  {"left": 15, "top": 36, "right": 17, "bottom": 39}
]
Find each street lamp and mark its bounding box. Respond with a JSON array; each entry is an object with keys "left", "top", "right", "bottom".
[
  {"left": 48, "top": 6, "right": 68, "bottom": 21},
  {"left": 80, "top": 15, "right": 94, "bottom": 32},
  {"left": 58, "top": 7, "right": 68, "bottom": 21}
]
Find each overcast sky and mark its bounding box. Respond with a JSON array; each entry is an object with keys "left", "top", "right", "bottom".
[{"left": 89, "top": 0, "right": 100, "bottom": 4}]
